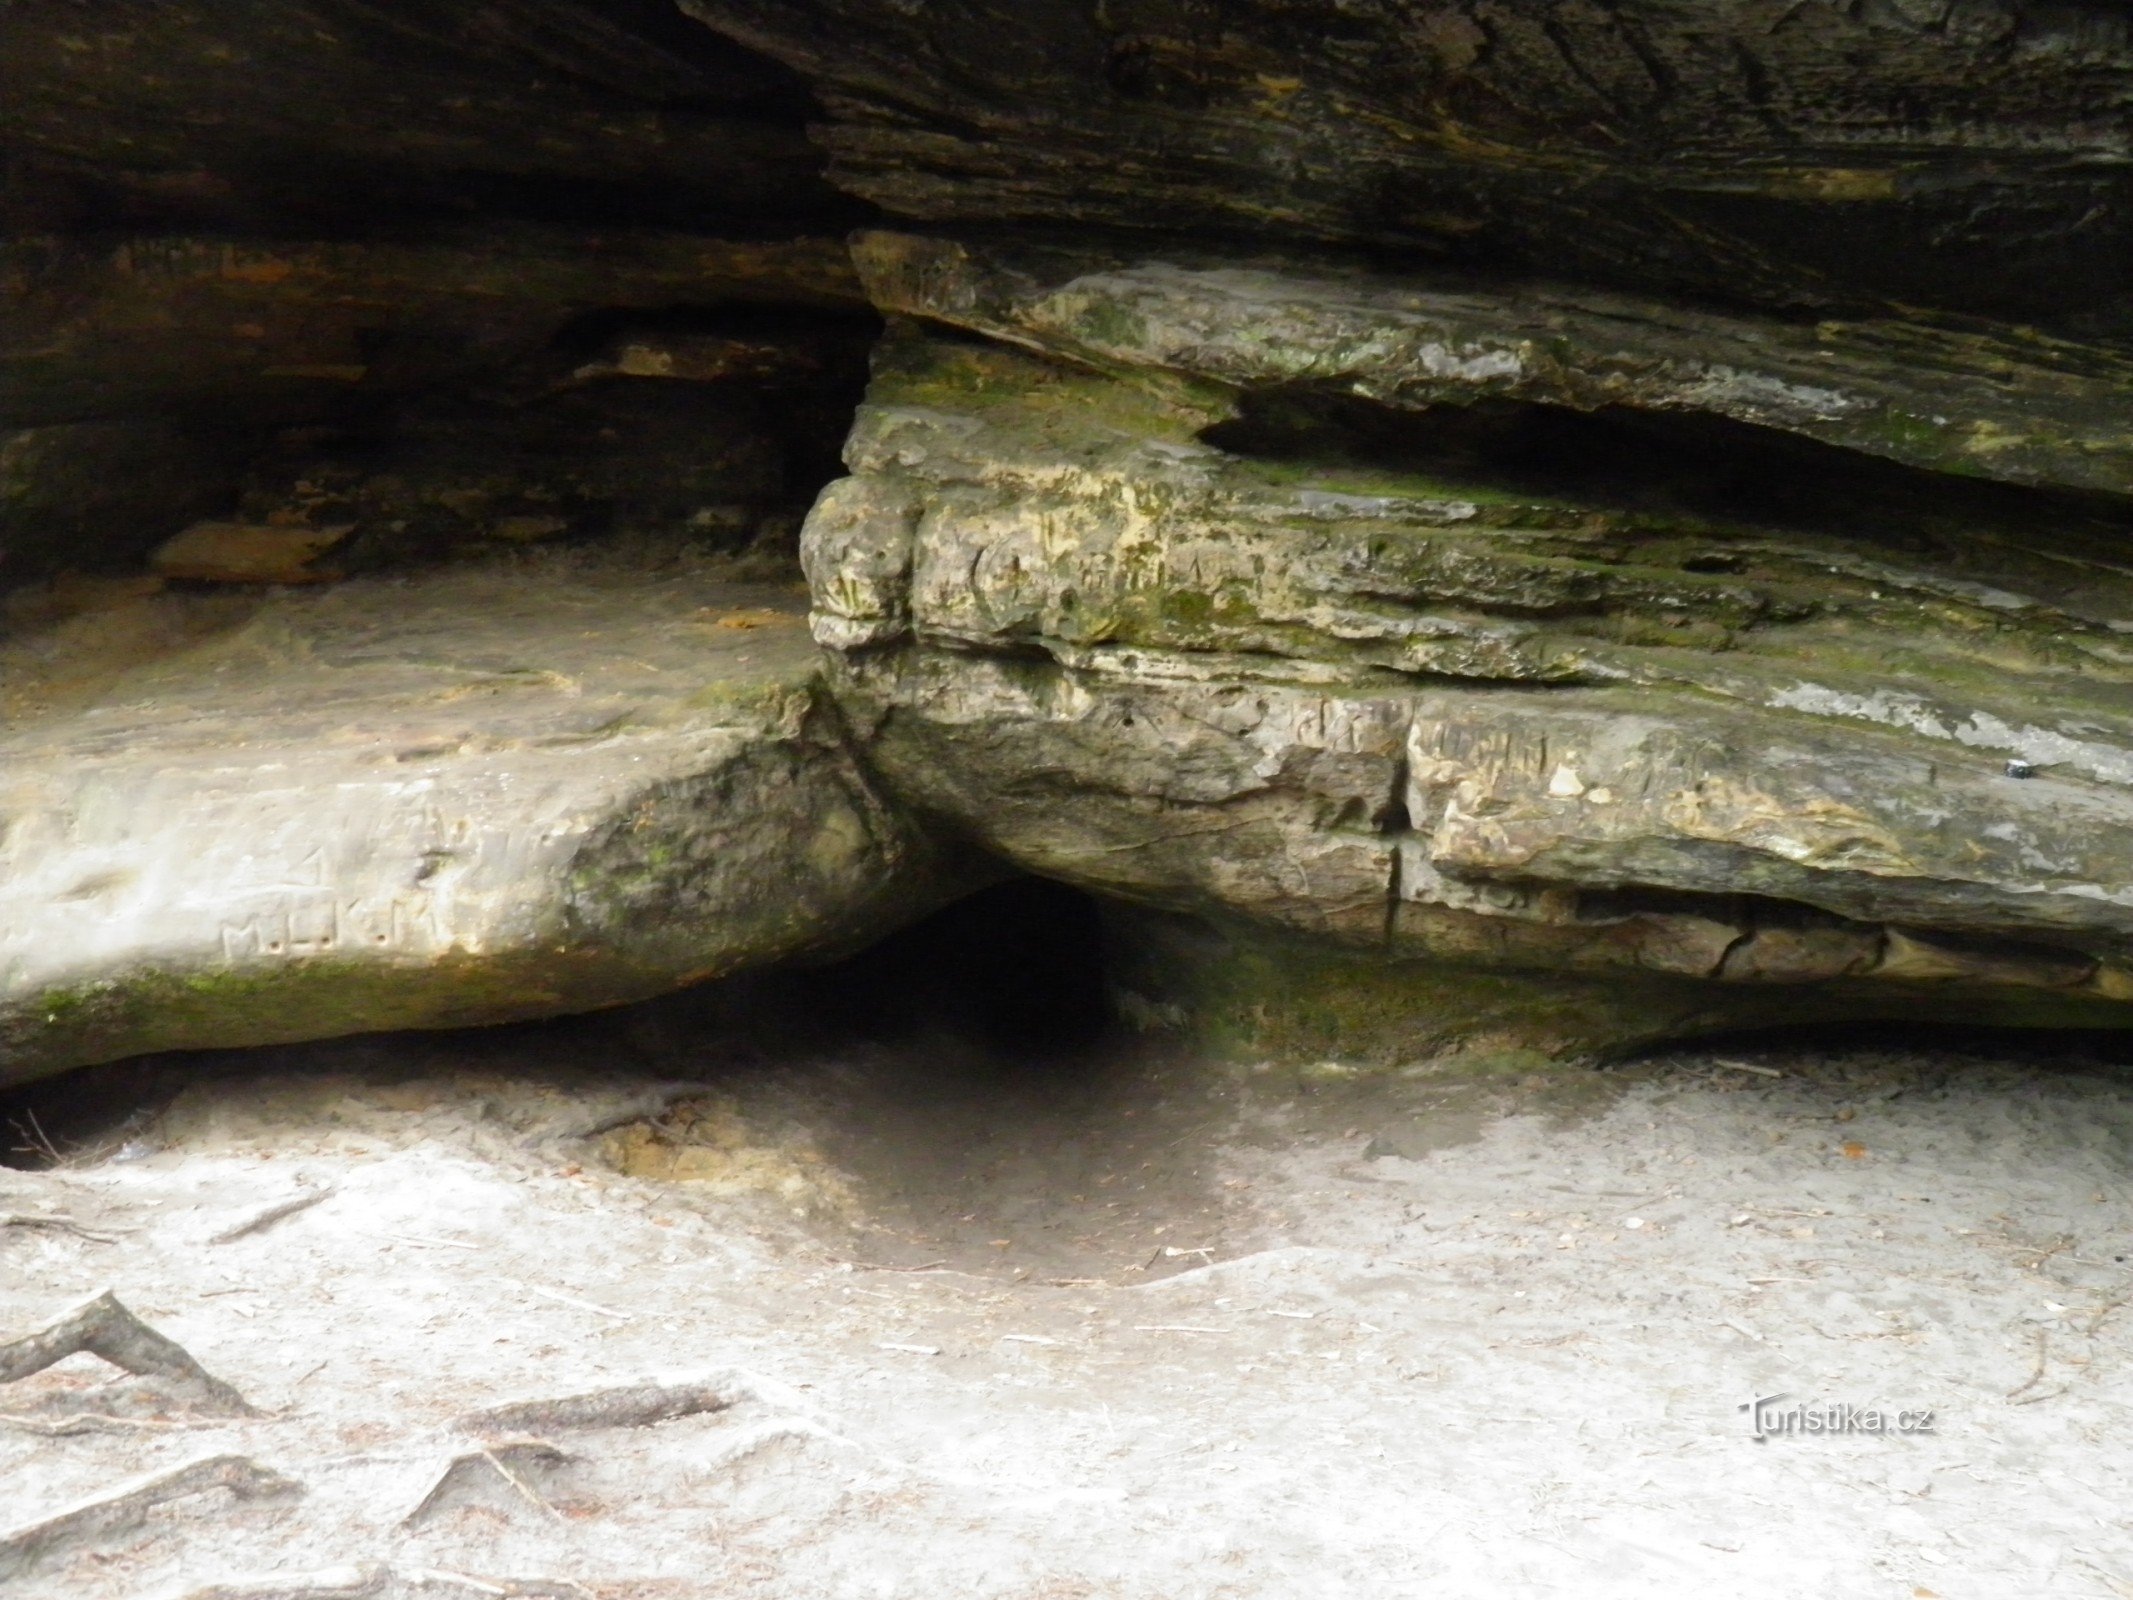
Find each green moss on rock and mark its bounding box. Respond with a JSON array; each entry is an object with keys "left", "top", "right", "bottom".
[
  {"left": 1, "top": 950, "right": 675, "bottom": 1079},
  {"left": 1103, "top": 906, "right": 2133, "bottom": 1073}
]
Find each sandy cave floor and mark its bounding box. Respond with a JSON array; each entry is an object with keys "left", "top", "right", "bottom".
[{"left": 3, "top": 1022, "right": 2132, "bottom": 1599}]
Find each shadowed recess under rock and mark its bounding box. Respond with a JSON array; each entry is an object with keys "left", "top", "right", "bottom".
[{"left": 3, "top": 0, "right": 2130, "bottom": 1083}]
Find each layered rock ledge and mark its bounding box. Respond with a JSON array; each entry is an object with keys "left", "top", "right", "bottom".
[
  {"left": 4, "top": 1, "right": 2131, "bottom": 1079},
  {"left": 804, "top": 236, "right": 2133, "bottom": 1060}
]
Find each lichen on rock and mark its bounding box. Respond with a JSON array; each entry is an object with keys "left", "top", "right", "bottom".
[{"left": 802, "top": 266, "right": 2133, "bottom": 1058}]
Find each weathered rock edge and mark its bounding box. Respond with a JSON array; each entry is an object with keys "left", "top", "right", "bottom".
[
  {"left": 853, "top": 232, "right": 2133, "bottom": 500},
  {"left": 0, "top": 563, "right": 961, "bottom": 1088}
]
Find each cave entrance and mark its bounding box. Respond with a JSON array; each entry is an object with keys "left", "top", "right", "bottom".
[
  {"left": 0, "top": 875, "right": 1121, "bottom": 1172},
  {"left": 781, "top": 875, "right": 1117, "bottom": 1058}
]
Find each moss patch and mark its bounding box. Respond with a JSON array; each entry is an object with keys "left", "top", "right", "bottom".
[
  {"left": 1103, "top": 907, "right": 1749, "bottom": 1070},
  {"left": 1104, "top": 907, "right": 2133, "bottom": 1075},
  {"left": 0, "top": 949, "right": 678, "bottom": 1087}
]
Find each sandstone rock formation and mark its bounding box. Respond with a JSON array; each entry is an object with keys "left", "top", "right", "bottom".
[
  {"left": 803, "top": 235, "right": 2133, "bottom": 1057},
  {"left": 0, "top": 563, "right": 954, "bottom": 1084},
  {"left": 0, "top": 0, "right": 860, "bottom": 234},
  {"left": 2, "top": 0, "right": 2130, "bottom": 1081}
]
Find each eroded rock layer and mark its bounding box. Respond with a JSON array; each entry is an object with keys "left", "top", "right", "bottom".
[
  {"left": 684, "top": 0, "right": 2133, "bottom": 338},
  {"left": 0, "top": 0, "right": 859, "bottom": 234},
  {"left": 804, "top": 237, "right": 2133, "bottom": 1056}
]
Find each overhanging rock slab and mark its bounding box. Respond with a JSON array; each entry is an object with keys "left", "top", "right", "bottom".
[{"left": 804, "top": 320, "right": 2133, "bottom": 1058}]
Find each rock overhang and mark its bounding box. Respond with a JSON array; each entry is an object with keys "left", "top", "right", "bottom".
[
  {"left": 5, "top": 1, "right": 2132, "bottom": 1077},
  {"left": 798, "top": 241, "right": 2133, "bottom": 1056}
]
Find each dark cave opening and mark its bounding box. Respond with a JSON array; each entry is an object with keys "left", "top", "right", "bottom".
[
  {"left": 0, "top": 298, "right": 884, "bottom": 594},
  {"left": 0, "top": 875, "right": 1122, "bottom": 1171},
  {"left": 215, "top": 300, "right": 886, "bottom": 583},
  {"left": 782, "top": 876, "right": 1118, "bottom": 1058},
  {"left": 640, "top": 874, "right": 1121, "bottom": 1070}
]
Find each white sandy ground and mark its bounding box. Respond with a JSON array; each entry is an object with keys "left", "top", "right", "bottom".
[{"left": 1, "top": 1028, "right": 2131, "bottom": 1599}]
